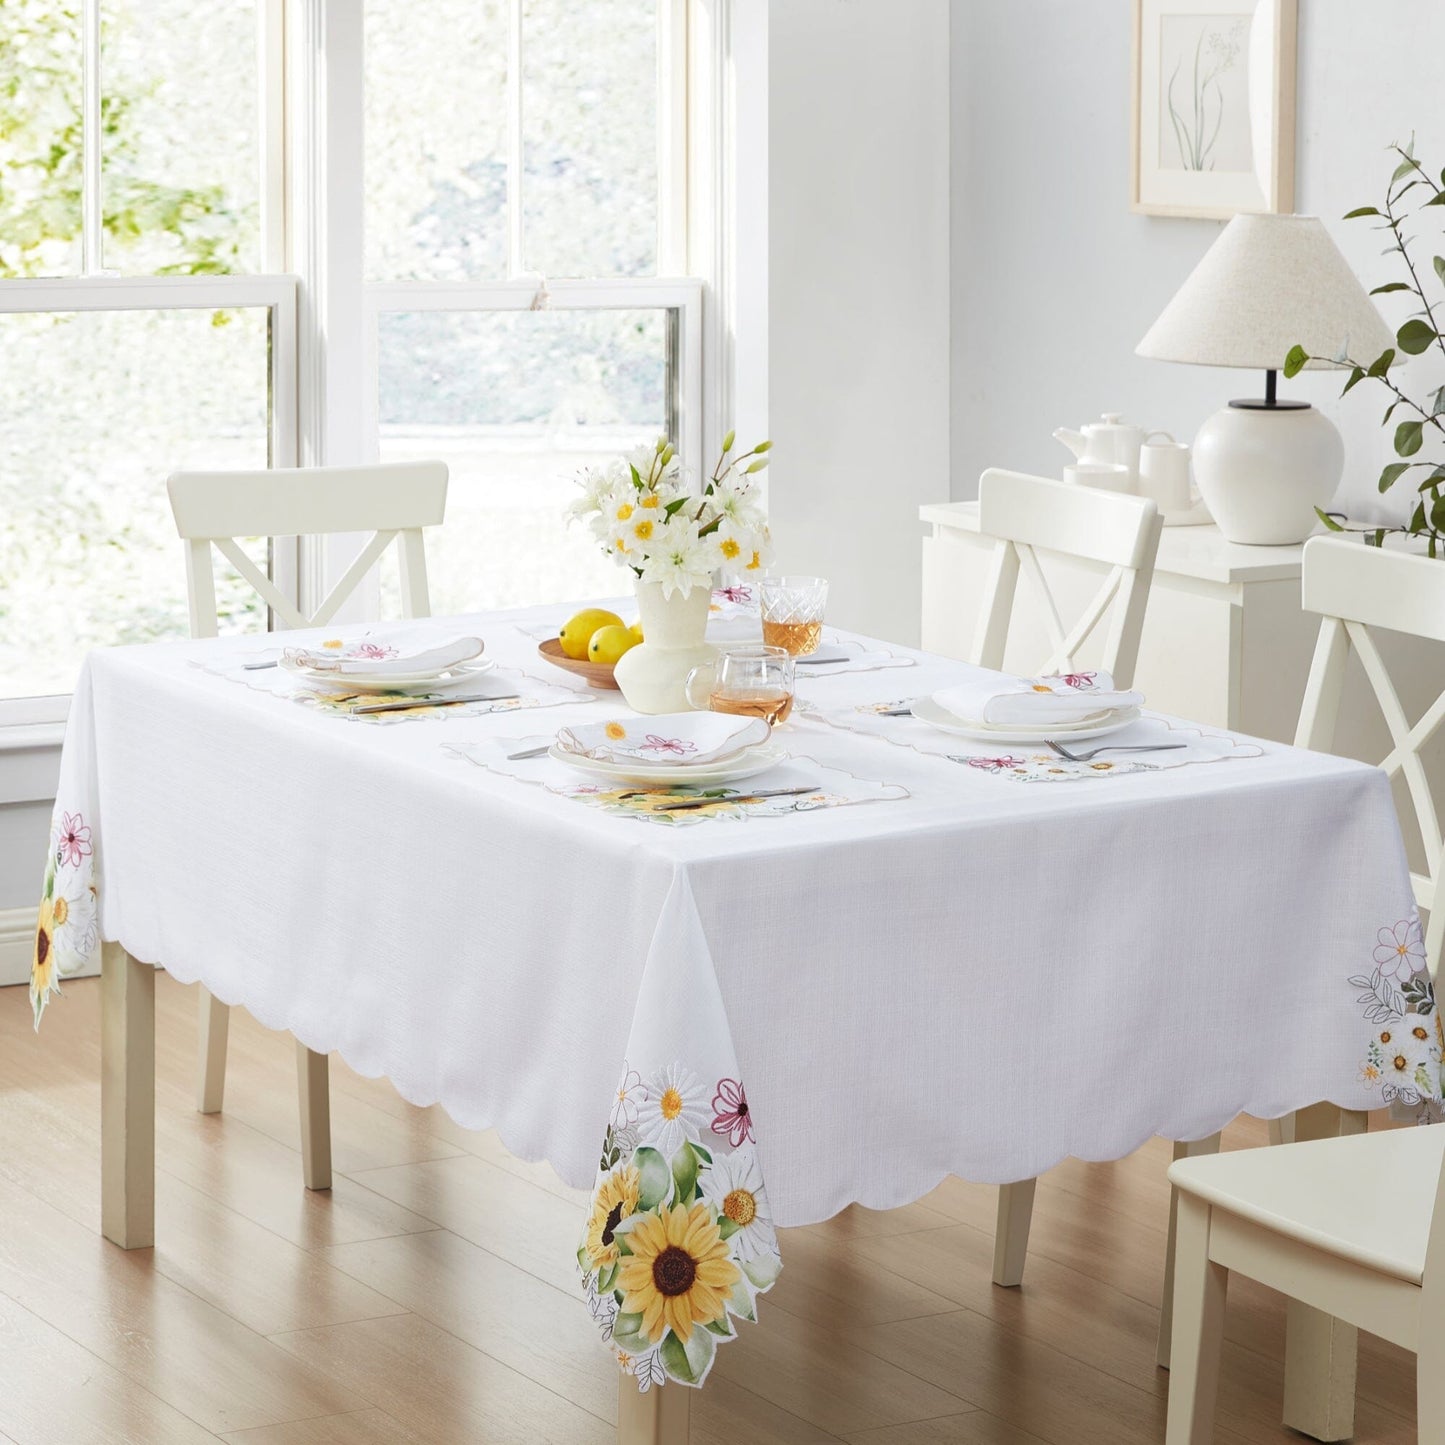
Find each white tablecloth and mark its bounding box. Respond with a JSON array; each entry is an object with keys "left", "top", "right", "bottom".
[{"left": 31, "top": 601, "right": 1432, "bottom": 1390}]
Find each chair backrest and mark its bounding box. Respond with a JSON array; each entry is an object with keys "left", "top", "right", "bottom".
[
  {"left": 973, "top": 469, "right": 1163, "bottom": 689},
  {"left": 1298, "top": 536, "right": 1445, "bottom": 961},
  {"left": 167, "top": 461, "right": 448, "bottom": 639}
]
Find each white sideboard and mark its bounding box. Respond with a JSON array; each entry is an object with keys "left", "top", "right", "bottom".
[{"left": 920, "top": 501, "right": 1445, "bottom": 868}]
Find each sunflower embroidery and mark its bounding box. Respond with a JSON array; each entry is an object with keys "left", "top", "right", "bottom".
[
  {"left": 30, "top": 895, "right": 59, "bottom": 1023},
  {"left": 584, "top": 1165, "right": 642, "bottom": 1273},
  {"left": 616, "top": 1202, "right": 741, "bottom": 1345}
]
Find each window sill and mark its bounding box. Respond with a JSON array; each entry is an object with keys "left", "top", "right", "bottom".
[{"left": 0, "top": 723, "right": 66, "bottom": 753}]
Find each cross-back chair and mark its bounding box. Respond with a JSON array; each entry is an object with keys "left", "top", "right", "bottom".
[
  {"left": 1167, "top": 1124, "right": 1445, "bottom": 1443},
  {"left": 975, "top": 469, "right": 1167, "bottom": 1292},
  {"left": 972, "top": 468, "right": 1164, "bottom": 689},
  {"left": 1296, "top": 535, "right": 1445, "bottom": 935},
  {"left": 166, "top": 460, "right": 449, "bottom": 1190},
  {"left": 1163, "top": 535, "right": 1445, "bottom": 1443}
]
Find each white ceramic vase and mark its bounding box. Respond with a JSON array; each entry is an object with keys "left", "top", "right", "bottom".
[
  {"left": 1193, "top": 403, "right": 1345, "bottom": 545},
  {"left": 613, "top": 580, "right": 716, "bottom": 715}
]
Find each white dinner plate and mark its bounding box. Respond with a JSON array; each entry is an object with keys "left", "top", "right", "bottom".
[
  {"left": 910, "top": 696, "right": 1142, "bottom": 744},
  {"left": 547, "top": 741, "right": 785, "bottom": 787},
  {"left": 282, "top": 656, "right": 497, "bottom": 694}
]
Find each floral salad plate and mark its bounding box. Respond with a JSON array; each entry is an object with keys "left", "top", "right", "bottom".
[
  {"left": 280, "top": 636, "right": 495, "bottom": 694},
  {"left": 548, "top": 742, "right": 786, "bottom": 788}
]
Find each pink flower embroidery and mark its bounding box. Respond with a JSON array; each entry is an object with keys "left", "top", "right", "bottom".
[
  {"left": 715, "top": 585, "right": 753, "bottom": 605},
  {"left": 56, "top": 813, "right": 92, "bottom": 868},
  {"left": 711, "top": 1078, "right": 753, "bottom": 1146},
  {"left": 1056, "top": 672, "right": 1097, "bottom": 690},
  {"left": 351, "top": 641, "right": 399, "bottom": 660},
  {"left": 1375, "top": 918, "right": 1427, "bottom": 981},
  {"left": 966, "top": 756, "right": 1026, "bottom": 773},
  {"left": 641, "top": 735, "right": 697, "bottom": 756}
]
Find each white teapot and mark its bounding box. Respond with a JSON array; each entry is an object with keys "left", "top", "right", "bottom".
[{"left": 1053, "top": 413, "right": 1149, "bottom": 483}]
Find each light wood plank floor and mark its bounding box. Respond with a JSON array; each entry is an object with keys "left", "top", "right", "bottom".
[{"left": 0, "top": 973, "right": 1419, "bottom": 1444}]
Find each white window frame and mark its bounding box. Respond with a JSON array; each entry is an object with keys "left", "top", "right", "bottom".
[
  {"left": 0, "top": 276, "right": 299, "bottom": 729},
  {"left": 301, "top": 0, "right": 716, "bottom": 593},
  {"left": 0, "top": 0, "right": 298, "bottom": 731}
]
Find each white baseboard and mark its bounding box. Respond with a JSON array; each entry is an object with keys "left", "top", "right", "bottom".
[{"left": 0, "top": 906, "right": 37, "bottom": 987}]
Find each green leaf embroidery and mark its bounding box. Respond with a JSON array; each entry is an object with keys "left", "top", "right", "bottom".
[
  {"left": 634, "top": 1147, "right": 672, "bottom": 1212},
  {"left": 670, "top": 1143, "right": 699, "bottom": 1205},
  {"left": 659, "top": 1324, "right": 716, "bottom": 1384}
]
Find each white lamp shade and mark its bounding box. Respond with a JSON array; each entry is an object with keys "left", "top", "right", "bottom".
[{"left": 1136, "top": 214, "right": 1395, "bottom": 372}]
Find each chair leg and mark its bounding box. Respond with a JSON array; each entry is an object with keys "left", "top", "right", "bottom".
[
  {"left": 196, "top": 985, "right": 230, "bottom": 1114},
  {"left": 101, "top": 944, "right": 155, "bottom": 1250},
  {"left": 1159, "top": 1132, "right": 1223, "bottom": 1368},
  {"left": 1419, "top": 1347, "right": 1445, "bottom": 1445},
  {"left": 993, "top": 1179, "right": 1037, "bottom": 1287},
  {"left": 297, "top": 1042, "right": 332, "bottom": 1191},
  {"left": 1165, "top": 1193, "right": 1227, "bottom": 1445},
  {"left": 618, "top": 1377, "right": 690, "bottom": 1444},
  {"left": 1282, "top": 1102, "right": 1361, "bottom": 1441}
]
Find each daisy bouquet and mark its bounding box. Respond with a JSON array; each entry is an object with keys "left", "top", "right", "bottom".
[{"left": 570, "top": 432, "right": 773, "bottom": 598}]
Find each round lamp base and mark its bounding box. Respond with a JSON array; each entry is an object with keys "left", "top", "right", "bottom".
[{"left": 1193, "top": 403, "right": 1344, "bottom": 546}]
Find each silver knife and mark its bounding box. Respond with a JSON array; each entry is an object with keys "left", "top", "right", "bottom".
[
  {"left": 507, "top": 743, "right": 553, "bottom": 760},
  {"left": 352, "top": 692, "right": 518, "bottom": 715},
  {"left": 656, "top": 784, "right": 818, "bottom": 812},
  {"left": 243, "top": 659, "right": 280, "bottom": 670},
  {"left": 878, "top": 705, "right": 914, "bottom": 717}
]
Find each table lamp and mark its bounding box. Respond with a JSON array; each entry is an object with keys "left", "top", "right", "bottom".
[{"left": 1136, "top": 213, "right": 1394, "bottom": 545}]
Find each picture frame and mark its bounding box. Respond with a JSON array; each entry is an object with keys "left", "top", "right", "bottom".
[{"left": 1131, "top": 0, "right": 1297, "bottom": 219}]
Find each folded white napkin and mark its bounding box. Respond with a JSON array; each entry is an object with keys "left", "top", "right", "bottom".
[
  {"left": 555, "top": 712, "right": 770, "bottom": 766},
  {"left": 284, "top": 636, "right": 484, "bottom": 677},
  {"left": 933, "top": 669, "right": 1143, "bottom": 726}
]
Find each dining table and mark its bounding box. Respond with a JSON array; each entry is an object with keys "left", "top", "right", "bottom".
[{"left": 29, "top": 593, "right": 1430, "bottom": 1444}]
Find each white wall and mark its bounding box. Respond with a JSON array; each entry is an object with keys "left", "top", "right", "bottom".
[
  {"left": 952, "top": 0, "right": 1445, "bottom": 521},
  {"left": 767, "top": 0, "right": 951, "bottom": 646}
]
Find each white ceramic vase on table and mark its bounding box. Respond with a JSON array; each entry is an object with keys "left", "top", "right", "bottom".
[{"left": 614, "top": 580, "right": 716, "bottom": 714}]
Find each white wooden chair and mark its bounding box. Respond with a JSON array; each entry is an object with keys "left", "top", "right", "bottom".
[
  {"left": 970, "top": 468, "right": 1163, "bottom": 689},
  {"left": 974, "top": 470, "right": 1174, "bottom": 1296},
  {"left": 1167, "top": 1125, "right": 1445, "bottom": 1444},
  {"left": 167, "top": 460, "right": 448, "bottom": 1190}
]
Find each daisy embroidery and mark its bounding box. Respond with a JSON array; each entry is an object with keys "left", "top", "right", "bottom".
[
  {"left": 611, "top": 1067, "right": 646, "bottom": 1130},
  {"left": 1374, "top": 918, "right": 1427, "bottom": 981},
  {"left": 700, "top": 1147, "right": 778, "bottom": 1264},
  {"left": 635, "top": 1063, "right": 708, "bottom": 1155}
]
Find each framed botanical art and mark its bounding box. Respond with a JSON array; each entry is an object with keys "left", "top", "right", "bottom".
[{"left": 1132, "top": 0, "right": 1297, "bottom": 218}]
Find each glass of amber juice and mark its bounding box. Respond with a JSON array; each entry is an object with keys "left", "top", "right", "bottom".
[
  {"left": 760, "top": 576, "right": 829, "bottom": 655},
  {"left": 685, "top": 646, "right": 795, "bottom": 725}
]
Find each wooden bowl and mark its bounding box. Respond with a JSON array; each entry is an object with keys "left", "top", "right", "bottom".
[{"left": 537, "top": 637, "right": 622, "bottom": 690}]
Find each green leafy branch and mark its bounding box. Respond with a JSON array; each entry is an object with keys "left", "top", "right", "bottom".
[{"left": 1287, "top": 139, "right": 1445, "bottom": 554}]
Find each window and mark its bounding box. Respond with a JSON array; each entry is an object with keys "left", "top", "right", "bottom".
[
  {"left": 361, "top": 0, "right": 700, "bottom": 616},
  {"left": 0, "top": 0, "right": 294, "bottom": 718}
]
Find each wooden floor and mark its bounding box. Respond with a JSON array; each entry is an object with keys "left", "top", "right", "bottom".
[{"left": 0, "top": 974, "right": 1419, "bottom": 1445}]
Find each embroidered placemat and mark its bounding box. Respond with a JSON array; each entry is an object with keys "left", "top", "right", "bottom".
[
  {"left": 802, "top": 699, "right": 1263, "bottom": 782},
  {"left": 449, "top": 736, "right": 909, "bottom": 824}
]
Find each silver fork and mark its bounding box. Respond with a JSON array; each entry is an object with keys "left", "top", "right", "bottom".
[{"left": 1046, "top": 740, "right": 1186, "bottom": 763}]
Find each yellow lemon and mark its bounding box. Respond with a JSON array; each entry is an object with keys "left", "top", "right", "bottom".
[
  {"left": 559, "top": 608, "right": 623, "bottom": 660},
  {"left": 628, "top": 618, "right": 644, "bottom": 643},
  {"left": 588, "top": 624, "right": 640, "bottom": 665}
]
